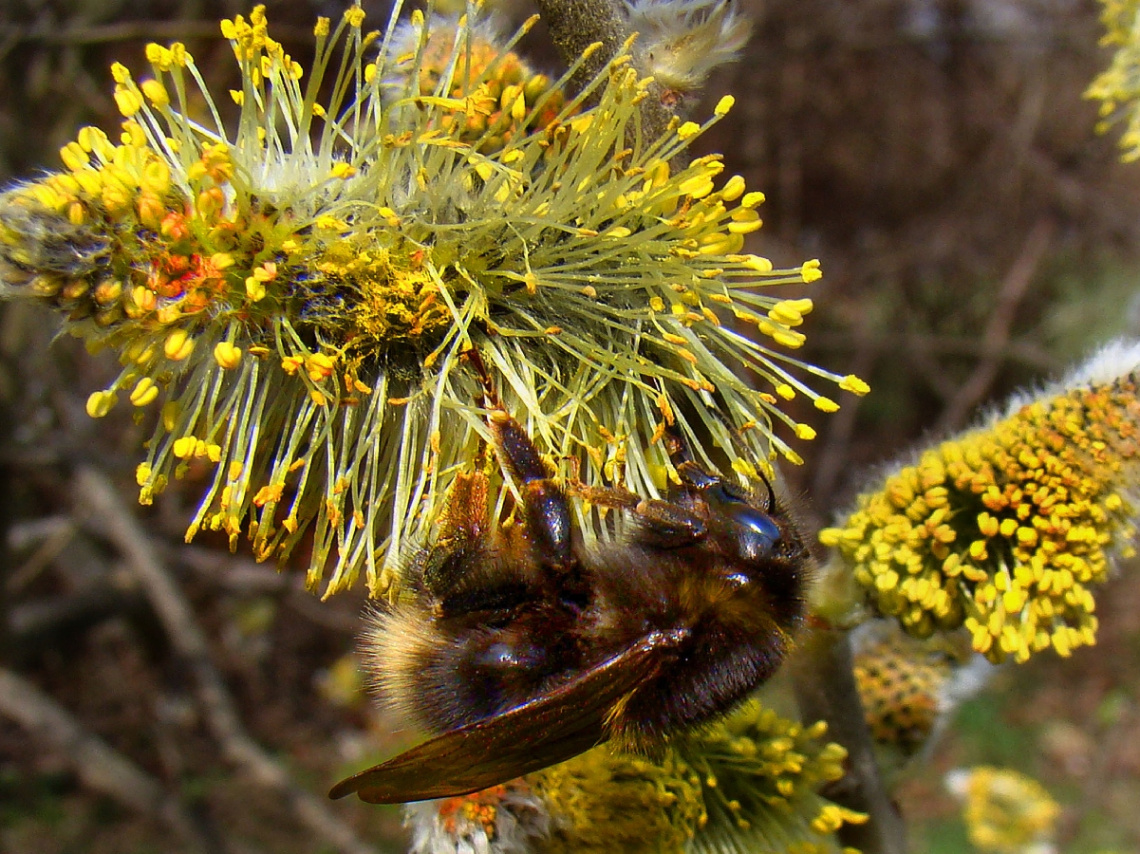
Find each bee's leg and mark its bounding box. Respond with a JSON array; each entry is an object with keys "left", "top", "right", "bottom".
[
  {"left": 417, "top": 471, "right": 493, "bottom": 601},
  {"left": 662, "top": 424, "right": 723, "bottom": 491},
  {"left": 572, "top": 417, "right": 711, "bottom": 548},
  {"left": 417, "top": 469, "right": 572, "bottom": 623},
  {"left": 665, "top": 420, "right": 777, "bottom": 509},
  {"left": 631, "top": 497, "right": 708, "bottom": 548},
  {"left": 571, "top": 482, "right": 708, "bottom": 549},
  {"left": 488, "top": 410, "right": 576, "bottom": 575},
  {"left": 436, "top": 471, "right": 489, "bottom": 544}
]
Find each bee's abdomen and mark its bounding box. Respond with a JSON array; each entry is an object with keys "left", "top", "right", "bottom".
[{"left": 609, "top": 605, "right": 795, "bottom": 747}]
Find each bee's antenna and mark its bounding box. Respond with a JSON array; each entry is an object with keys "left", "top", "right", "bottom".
[
  {"left": 664, "top": 403, "right": 777, "bottom": 508},
  {"left": 755, "top": 467, "right": 776, "bottom": 512}
]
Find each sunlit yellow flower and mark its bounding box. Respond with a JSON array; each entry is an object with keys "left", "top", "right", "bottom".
[
  {"left": 383, "top": 12, "right": 570, "bottom": 153},
  {"left": 1087, "top": 0, "right": 1140, "bottom": 160},
  {"left": 678, "top": 702, "right": 865, "bottom": 854},
  {"left": 851, "top": 620, "right": 990, "bottom": 785},
  {"left": 0, "top": 3, "right": 863, "bottom": 596},
  {"left": 946, "top": 766, "right": 1060, "bottom": 854},
  {"left": 405, "top": 700, "right": 864, "bottom": 854},
  {"left": 530, "top": 750, "right": 705, "bottom": 854},
  {"left": 822, "top": 341, "right": 1140, "bottom": 663},
  {"left": 855, "top": 628, "right": 951, "bottom": 751}
]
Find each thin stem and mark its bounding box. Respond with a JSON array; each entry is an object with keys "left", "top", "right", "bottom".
[
  {"left": 0, "top": 667, "right": 214, "bottom": 854},
  {"left": 793, "top": 626, "right": 909, "bottom": 854},
  {"left": 73, "top": 467, "right": 379, "bottom": 854},
  {"left": 532, "top": 0, "right": 677, "bottom": 141}
]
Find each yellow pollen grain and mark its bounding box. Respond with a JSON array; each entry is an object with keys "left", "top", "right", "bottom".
[
  {"left": 59, "top": 142, "right": 89, "bottom": 172},
  {"left": 772, "top": 328, "right": 807, "bottom": 349},
  {"left": 680, "top": 174, "right": 715, "bottom": 199},
  {"left": 145, "top": 43, "right": 169, "bottom": 69},
  {"left": 77, "top": 126, "right": 111, "bottom": 155},
  {"left": 306, "top": 352, "right": 336, "bottom": 382},
  {"left": 677, "top": 120, "right": 702, "bottom": 140},
  {"left": 114, "top": 86, "right": 143, "bottom": 117},
  {"left": 172, "top": 436, "right": 197, "bottom": 459},
  {"left": 714, "top": 95, "right": 735, "bottom": 116},
  {"left": 86, "top": 390, "right": 117, "bottom": 419},
  {"left": 794, "top": 423, "right": 817, "bottom": 441},
  {"left": 164, "top": 331, "right": 195, "bottom": 362},
  {"left": 141, "top": 78, "right": 170, "bottom": 108},
  {"left": 768, "top": 301, "right": 806, "bottom": 326},
  {"left": 214, "top": 341, "right": 242, "bottom": 370},
  {"left": 720, "top": 175, "right": 746, "bottom": 201},
  {"left": 245, "top": 276, "right": 267, "bottom": 302},
  {"left": 728, "top": 208, "right": 762, "bottom": 234},
  {"left": 741, "top": 254, "right": 773, "bottom": 272},
  {"left": 800, "top": 259, "right": 823, "bottom": 282}
]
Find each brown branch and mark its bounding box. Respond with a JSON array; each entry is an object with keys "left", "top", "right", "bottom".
[
  {"left": 8, "top": 587, "right": 148, "bottom": 661},
  {"left": 73, "top": 467, "right": 378, "bottom": 854},
  {"left": 532, "top": 0, "right": 678, "bottom": 142},
  {"left": 934, "top": 217, "right": 1055, "bottom": 433},
  {"left": 0, "top": 667, "right": 213, "bottom": 854},
  {"left": 169, "top": 544, "right": 362, "bottom": 632},
  {"left": 793, "top": 624, "right": 908, "bottom": 854}
]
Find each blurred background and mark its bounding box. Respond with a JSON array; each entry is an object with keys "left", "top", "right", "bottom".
[{"left": 1, "top": 0, "right": 1139, "bottom": 851}]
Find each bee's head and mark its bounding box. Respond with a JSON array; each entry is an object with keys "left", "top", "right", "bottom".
[
  {"left": 676, "top": 461, "right": 803, "bottom": 569},
  {"left": 704, "top": 481, "right": 786, "bottom": 563}
]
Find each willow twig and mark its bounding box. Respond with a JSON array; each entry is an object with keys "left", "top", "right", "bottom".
[
  {"left": 533, "top": 0, "right": 678, "bottom": 141},
  {"left": 0, "top": 667, "right": 213, "bottom": 853},
  {"left": 793, "top": 624, "right": 907, "bottom": 854},
  {"left": 73, "top": 467, "right": 378, "bottom": 854},
  {"left": 934, "top": 217, "right": 1054, "bottom": 433}
]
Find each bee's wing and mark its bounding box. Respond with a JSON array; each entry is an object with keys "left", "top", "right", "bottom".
[{"left": 329, "top": 628, "right": 685, "bottom": 804}]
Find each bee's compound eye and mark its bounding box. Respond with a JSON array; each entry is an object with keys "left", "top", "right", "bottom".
[{"left": 729, "top": 505, "right": 782, "bottom": 560}]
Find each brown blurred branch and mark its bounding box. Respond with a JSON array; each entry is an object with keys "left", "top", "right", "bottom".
[
  {"left": 811, "top": 304, "right": 879, "bottom": 510},
  {"left": 0, "top": 20, "right": 220, "bottom": 46},
  {"left": 0, "top": 667, "right": 214, "bottom": 854},
  {"left": 533, "top": 0, "right": 678, "bottom": 141},
  {"left": 170, "top": 544, "right": 362, "bottom": 632},
  {"left": 73, "top": 467, "right": 378, "bottom": 854},
  {"left": 934, "top": 217, "right": 1056, "bottom": 433},
  {"left": 8, "top": 587, "right": 148, "bottom": 660},
  {"left": 793, "top": 625, "right": 907, "bottom": 854}
]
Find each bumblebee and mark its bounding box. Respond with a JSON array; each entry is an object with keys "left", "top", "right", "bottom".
[{"left": 331, "top": 401, "right": 809, "bottom": 804}]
